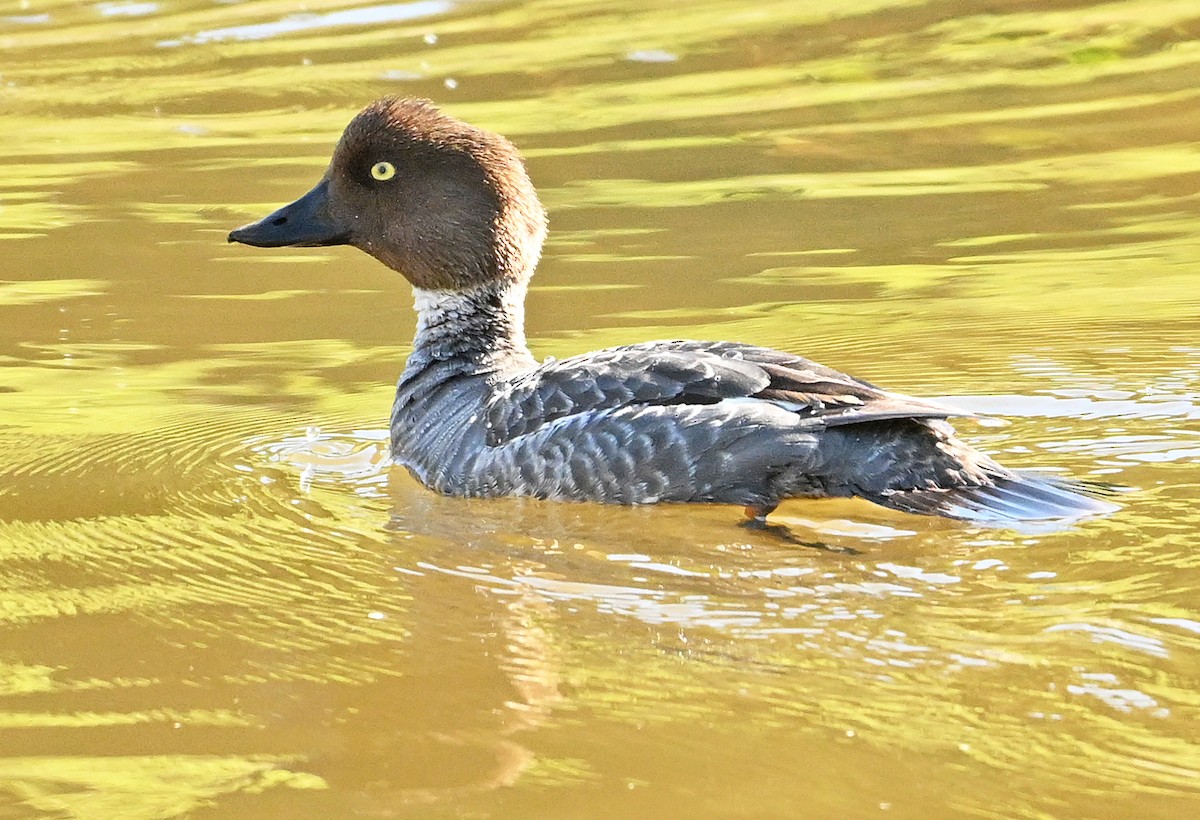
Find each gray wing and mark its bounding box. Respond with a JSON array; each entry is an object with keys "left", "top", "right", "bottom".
[{"left": 484, "top": 339, "right": 967, "bottom": 446}]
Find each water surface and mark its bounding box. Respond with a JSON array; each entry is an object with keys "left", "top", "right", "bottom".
[{"left": 2, "top": 1, "right": 1199, "bottom": 817}]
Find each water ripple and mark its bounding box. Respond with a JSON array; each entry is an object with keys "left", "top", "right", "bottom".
[{"left": 159, "top": 1, "right": 453, "bottom": 48}]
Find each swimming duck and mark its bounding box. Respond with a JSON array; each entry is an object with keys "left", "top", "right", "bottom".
[{"left": 229, "top": 97, "right": 1114, "bottom": 525}]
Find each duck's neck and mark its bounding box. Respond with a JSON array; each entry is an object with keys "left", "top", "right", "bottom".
[{"left": 404, "top": 279, "right": 537, "bottom": 376}]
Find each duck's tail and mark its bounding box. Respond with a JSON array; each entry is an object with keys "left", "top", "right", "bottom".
[{"left": 869, "top": 470, "right": 1120, "bottom": 524}]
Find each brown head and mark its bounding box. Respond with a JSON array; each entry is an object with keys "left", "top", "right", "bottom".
[{"left": 228, "top": 98, "right": 547, "bottom": 291}]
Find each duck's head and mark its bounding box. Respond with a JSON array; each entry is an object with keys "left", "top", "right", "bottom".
[{"left": 228, "top": 97, "right": 547, "bottom": 292}]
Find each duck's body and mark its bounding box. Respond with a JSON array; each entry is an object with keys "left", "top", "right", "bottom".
[{"left": 230, "top": 97, "right": 1114, "bottom": 524}]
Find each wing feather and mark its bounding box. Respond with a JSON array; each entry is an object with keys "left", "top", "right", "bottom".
[{"left": 484, "top": 340, "right": 973, "bottom": 446}]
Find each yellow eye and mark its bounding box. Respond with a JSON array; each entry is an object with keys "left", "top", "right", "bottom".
[{"left": 370, "top": 161, "right": 396, "bottom": 181}]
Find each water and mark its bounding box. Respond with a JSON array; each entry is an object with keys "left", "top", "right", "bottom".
[{"left": 2, "top": 1, "right": 1199, "bottom": 817}]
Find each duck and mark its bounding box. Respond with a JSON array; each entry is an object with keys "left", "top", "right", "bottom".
[{"left": 229, "top": 97, "right": 1115, "bottom": 526}]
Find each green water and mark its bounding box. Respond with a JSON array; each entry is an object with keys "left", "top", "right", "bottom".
[{"left": 1, "top": 1, "right": 1198, "bottom": 817}]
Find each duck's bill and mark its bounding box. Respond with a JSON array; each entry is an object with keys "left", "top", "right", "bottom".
[{"left": 227, "top": 179, "right": 350, "bottom": 248}]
